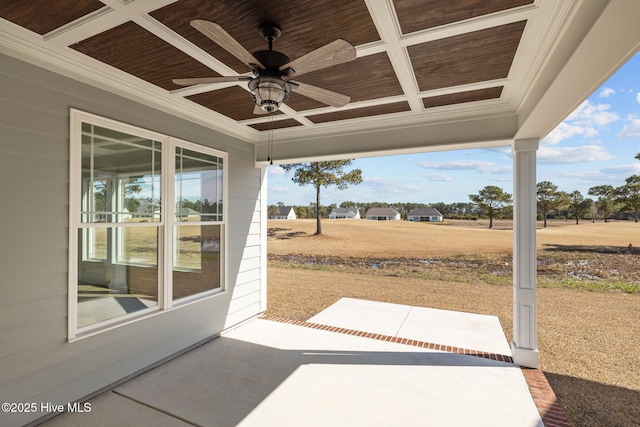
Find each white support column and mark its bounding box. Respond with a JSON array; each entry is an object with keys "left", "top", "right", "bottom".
[
  {"left": 512, "top": 139, "right": 540, "bottom": 368},
  {"left": 259, "top": 165, "right": 268, "bottom": 312}
]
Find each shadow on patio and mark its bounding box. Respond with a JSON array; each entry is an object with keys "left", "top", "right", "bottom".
[{"left": 40, "top": 299, "right": 545, "bottom": 427}]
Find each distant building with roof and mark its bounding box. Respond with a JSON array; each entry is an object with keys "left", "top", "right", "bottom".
[
  {"left": 365, "top": 207, "right": 401, "bottom": 221},
  {"left": 329, "top": 207, "right": 360, "bottom": 219},
  {"left": 270, "top": 206, "right": 296, "bottom": 220},
  {"left": 407, "top": 208, "right": 443, "bottom": 222}
]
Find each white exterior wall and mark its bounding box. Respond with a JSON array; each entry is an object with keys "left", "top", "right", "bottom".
[
  {"left": 366, "top": 214, "right": 400, "bottom": 220},
  {"left": 408, "top": 215, "right": 443, "bottom": 222},
  {"left": 0, "top": 54, "right": 266, "bottom": 426},
  {"left": 329, "top": 209, "right": 359, "bottom": 219}
]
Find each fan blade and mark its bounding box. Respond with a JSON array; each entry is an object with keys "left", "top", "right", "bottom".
[
  {"left": 172, "top": 76, "right": 251, "bottom": 86},
  {"left": 290, "top": 81, "right": 350, "bottom": 108},
  {"left": 280, "top": 39, "right": 356, "bottom": 77},
  {"left": 191, "top": 20, "right": 265, "bottom": 70},
  {"left": 253, "top": 104, "right": 269, "bottom": 115}
]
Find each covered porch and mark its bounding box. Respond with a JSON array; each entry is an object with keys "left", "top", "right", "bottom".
[
  {"left": 40, "top": 298, "right": 568, "bottom": 427},
  {"left": 1, "top": 1, "right": 639, "bottom": 426}
]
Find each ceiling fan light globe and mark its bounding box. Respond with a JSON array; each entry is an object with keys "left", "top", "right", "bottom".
[
  {"left": 256, "top": 82, "right": 286, "bottom": 103},
  {"left": 249, "top": 76, "right": 290, "bottom": 113}
]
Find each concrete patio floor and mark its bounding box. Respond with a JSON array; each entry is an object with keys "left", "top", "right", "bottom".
[{"left": 39, "top": 298, "right": 554, "bottom": 426}]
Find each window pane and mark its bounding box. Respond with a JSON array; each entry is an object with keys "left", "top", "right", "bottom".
[
  {"left": 85, "top": 227, "right": 107, "bottom": 260},
  {"left": 117, "top": 226, "right": 161, "bottom": 265},
  {"left": 173, "top": 224, "right": 221, "bottom": 300},
  {"left": 77, "top": 227, "right": 159, "bottom": 328},
  {"left": 81, "top": 124, "right": 161, "bottom": 223},
  {"left": 175, "top": 147, "right": 223, "bottom": 222}
]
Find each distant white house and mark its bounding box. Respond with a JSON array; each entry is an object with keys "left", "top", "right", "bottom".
[
  {"left": 329, "top": 207, "right": 361, "bottom": 219},
  {"left": 176, "top": 207, "right": 201, "bottom": 222},
  {"left": 271, "top": 206, "right": 297, "bottom": 220},
  {"left": 365, "top": 207, "right": 401, "bottom": 221},
  {"left": 407, "top": 208, "right": 443, "bottom": 222}
]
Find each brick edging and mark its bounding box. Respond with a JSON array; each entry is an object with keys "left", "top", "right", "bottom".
[
  {"left": 261, "top": 315, "right": 513, "bottom": 362},
  {"left": 261, "top": 315, "right": 572, "bottom": 427},
  {"left": 521, "top": 368, "right": 572, "bottom": 427}
]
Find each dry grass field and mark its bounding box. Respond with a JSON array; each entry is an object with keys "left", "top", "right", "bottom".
[{"left": 266, "top": 218, "right": 640, "bottom": 427}]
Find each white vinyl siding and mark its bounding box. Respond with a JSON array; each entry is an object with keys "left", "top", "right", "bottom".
[{"left": 0, "top": 53, "right": 264, "bottom": 427}]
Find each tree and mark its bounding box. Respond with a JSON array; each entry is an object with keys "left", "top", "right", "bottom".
[
  {"left": 340, "top": 201, "right": 359, "bottom": 208},
  {"left": 615, "top": 175, "right": 640, "bottom": 222},
  {"left": 292, "top": 206, "right": 306, "bottom": 219},
  {"left": 536, "top": 181, "right": 568, "bottom": 227},
  {"left": 588, "top": 185, "right": 617, "bottom": 222},
  {"left": 567, "top": 191, "right": 592, "bottom": 224},
  {"left": 469, "top": 186, "right": 512, "bottom": 229},
  {"left": 281, "top": 161, "right": 362, "bottom": 235},
  {"left": 267, "top": 205, "right": 280, "bottom": 218},
  {"left": 636, "top": 153, "right": 640, "bottom": 161}
]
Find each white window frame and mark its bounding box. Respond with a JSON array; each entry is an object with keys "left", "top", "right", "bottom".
[{"left": 68, "top": 109, "right": 228, "bottom": 340}]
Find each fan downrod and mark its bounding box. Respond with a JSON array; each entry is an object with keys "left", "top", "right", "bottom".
[
  {"left": 259, "top": 23, "right": 281, "bottom": 47},
  {"left": 253, "top": 23, "right": 289, "bottom": 70}
]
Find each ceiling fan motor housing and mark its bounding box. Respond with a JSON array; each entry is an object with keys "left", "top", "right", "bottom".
[
  {"left": 252, "top": 49, "right": 290, "bottom": 71},
  {"left": 249, "top": 23, "right": 293, "bottom": 112}
]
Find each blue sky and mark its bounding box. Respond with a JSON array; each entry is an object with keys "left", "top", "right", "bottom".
[{"left": 268, "top": 53, "right": 640, "bottom": 206}]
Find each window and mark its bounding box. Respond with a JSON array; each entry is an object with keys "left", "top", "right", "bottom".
[{"left": 69, "top": 110, "right": 227, "bottom": 339}]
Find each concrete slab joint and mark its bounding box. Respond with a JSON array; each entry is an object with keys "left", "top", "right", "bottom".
[{"left": 512, "top": 138, "right": 539, "bottom": 369}]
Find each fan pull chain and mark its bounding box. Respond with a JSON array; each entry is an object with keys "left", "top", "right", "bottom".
[{"left": 267, "top": 114, "right": 274, "bottom": 165}]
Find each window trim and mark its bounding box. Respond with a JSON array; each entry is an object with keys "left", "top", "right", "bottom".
[{"left": 68, "top": 109, "right": 228, "bottom": 340}]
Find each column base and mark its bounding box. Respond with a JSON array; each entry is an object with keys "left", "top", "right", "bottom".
[{"left": 512, "top": 342, "right": 540, "bottom": 368}]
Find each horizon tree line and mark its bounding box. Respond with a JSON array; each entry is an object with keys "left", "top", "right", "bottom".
[{"left": 275, "top": 156, "right": 640, "bottom": 232}]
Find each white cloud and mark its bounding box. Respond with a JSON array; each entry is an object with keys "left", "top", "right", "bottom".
[
  {"left": 418, "top": 159, "right": 512, "bottom": 174},
  {"left": 482, "top": 146, "right": 512, "bottom": 154},
  {"left": 542, "top": 122, "right": 598, "bottom": 145},
  {"left": 424, "top": 173, "right": 453, "bottom": 182},
  {"left": 567, "top": 100, "right": 619, "bottom": 126},
  {"left": 418, "top": 159, "right": 491, "bottom": 170},
  {"left": 538, "top": 145, "right": 614, "bottom": 164},
  {"left": 583, "top": 127, "right": 600, "bottom": 138},
  {"left": 490, "top": 165, "right": 514, "bottom": 174},
  {"left": 269, "top": 186, "right": 294, "bottom": 193},
  {"left": 599, "top": 87, "right": 616, "bottom": 98},
  {"left": 363, "top": 176, "right": 395, "bottom": 186},
  {"left": 617, "top": 118, "right": 640, "bottom": 138},
  {"left": 637, "top": 92, "right": 640, "bottom": 104},
  {"left": 555, "top": 170, "right": 605, "bottom": 180},
  {"left": 600, "top": 163, "right": 640, "bottom": 175},
  {"left": 267, "top": 166, "right": 286, "bottom": 175},
  {"left": 419, "top": 159, "right": 489, "bottom": 171},
  {"left": 494, "top": 176, "right": 512, "bottom": 183},
  {"left": 544, "top": 100, "right": 620, "bottom": 145}
]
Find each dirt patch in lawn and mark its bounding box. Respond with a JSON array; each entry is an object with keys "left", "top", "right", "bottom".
[{"left": 266, "top": 219, "right": 640, "bottom": 427}]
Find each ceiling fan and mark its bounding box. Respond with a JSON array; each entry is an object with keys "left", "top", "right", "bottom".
[{"left": 172, "top": 20, "right": 357, "bottom": 114}]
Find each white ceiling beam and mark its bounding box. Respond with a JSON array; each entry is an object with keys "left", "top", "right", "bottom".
[
  {"left": 365, "top": 0, "right": 423, "bottom": 112},
  {"left": 256, "top": 114, "right": 517, "bottom": 165},
  {"left": 398, "top": 3, "right": 536, "bottom": 48},
  {"left": 41, "top": 0, "right": 177, "bottom": 47}
]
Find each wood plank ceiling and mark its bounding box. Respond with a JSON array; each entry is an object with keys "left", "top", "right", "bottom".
[{"left": 0, "top": 0, "right": 534, "bottom": 136}]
